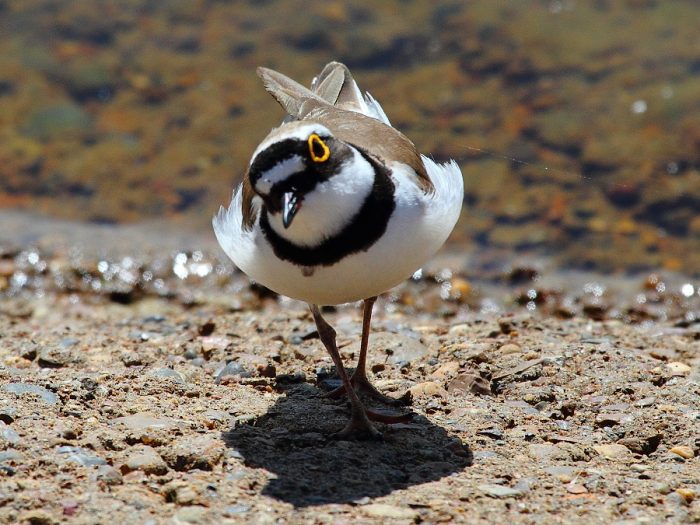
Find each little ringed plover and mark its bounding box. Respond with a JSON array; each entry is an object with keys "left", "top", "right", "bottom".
[{"left": 214, "top": 61, "right": 463, "bottom": 438}]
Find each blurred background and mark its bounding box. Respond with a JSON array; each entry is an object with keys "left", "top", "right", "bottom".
[{"left": 1, "top": 0, "right": 698, "bottom": 276}]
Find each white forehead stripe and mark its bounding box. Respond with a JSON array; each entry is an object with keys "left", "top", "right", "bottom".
[
  {"left": 252, "top": 123, "right": 331, "bottom": 160},
  {"left": 255, "top": 154, "right": 305, "bottom": 194}
]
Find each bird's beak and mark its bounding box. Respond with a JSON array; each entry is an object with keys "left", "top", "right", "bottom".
[{"left": 282, "top": 191, "right": 302, "bottom": 229}]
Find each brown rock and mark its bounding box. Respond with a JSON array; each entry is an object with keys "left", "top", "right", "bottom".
[
  {"left": 448, "top": 373, "right": 492, "bottom": 396},
  {"left": 121, "top": 446, "right": 168, "bottom": 475},
  {"left": 408, "top": 381, "right": 448, "bottom": 400},
  {"left": 669, "top": 445, "right": 694, "bottom": 459},
  {"left": 594, "top": 444, "right": 631, "bottom": 459}
]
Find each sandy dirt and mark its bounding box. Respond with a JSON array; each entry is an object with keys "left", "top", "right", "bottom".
[{"left": 1, "top": 243, "right": 698, "bottom": 524}]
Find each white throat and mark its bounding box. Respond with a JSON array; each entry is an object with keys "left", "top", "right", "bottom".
[{"left": 267, "top": 149, "right": 375, "bottom": 247}]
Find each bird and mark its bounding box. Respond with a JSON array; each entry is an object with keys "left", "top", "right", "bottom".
[{"left": 213, "top": 61, "right": 463, "bottom": 439}]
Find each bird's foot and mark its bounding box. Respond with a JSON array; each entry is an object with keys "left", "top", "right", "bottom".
[
  {"left": 365, "top": 407, "right": 413, "bottom": 424},
  {"left": 331, "top": 408, "right": 383, "bottom": 441},
  {"left": 326, "top": 371, "right": 408, "bottom": 407}
]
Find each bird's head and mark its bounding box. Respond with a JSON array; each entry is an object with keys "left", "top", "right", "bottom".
[
  {"left": 247, "top": 122, "right": 375, "bottom": 246},
  {"left": 248, "top": 122, "right": 351, "bottom": 229}
]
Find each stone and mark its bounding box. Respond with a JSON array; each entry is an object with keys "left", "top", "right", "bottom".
[
  {"left": 528, "top": 444, "right": 567, "bottom": 462},
  {"left": 499, "top": 343, "right": 523, "bottom": 354},
  {"left": 675, "top": 488, "right": 696, "bottom": 503},
  {"left": 408, "top": 381, "right": 448, "bottom": 399},
  {"left": 95, "top": 465, "right": 123, "bottom": 485},
  {"left": 362, "top": 504, "right": 419, "bottom": 519},
  {"left": 121, "top": 446, "right": 168, "bottom": 475},
  {"left": 18, "top": 510, "right": 57, "bottom": 525},
  {"left": 23, "top": 103, "right": 94, "bottom": 140},
  {"left": 666, "top": 362, "right": 691, "bottom": 376},
  {"left": 161, "top": 435, "right": 225, "bottom": 471},
  {"left": 173, "top": 506, "right": 209, "bottom": 524},
  {"left": 669, "top": 445, "right": 694, "bottom": 459},
  {"left": 374, "top": 332, "right": 429, "bottom": 365},
  {"left": 429, "top": 360, "right": 460, "bottom": 379},
  {"left": 149, "top": 368, "right": 186, "bottom": 384},
  {"left": 163, "top": 481, "right": 200, "bottom": 506},
  {"left": 56, "top": 446, "right": 106, "bottom": 467},
  {"left": 595, "top": 412, "right": 633, "bottom": 427},
  {"left": 214, "top": 362, "right": 252, "bottom": 383},
  {"left": 566, "top": 483, "right": 588, "bottom": 494},
  {"left": 112, "top": 412, "right": 178, "bottom": 431},
  {"left": 0, "top": 423, "right": 20, "bottom": 445},
  {"left": 0, "top": 449, "right": 23, "bottom": 463},
  {"left": 478, "top": 483, "right": 522, "bottom": 498},
  {"left": 594, "top": 444, "right": 631, "bottom": 459},
  {"left": 447, "top": 373, "right": 492, "bottom": 396},
  {"left": 618, "top": 434, "right": 661, "bottom": 455},
  {"left": 4, "top": 383, "right": 58, "bottom": 405}
]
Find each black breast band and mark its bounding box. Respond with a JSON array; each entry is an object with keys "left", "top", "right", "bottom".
[{"left": 259, "top": 150, "right": 396, "bottom": 268}]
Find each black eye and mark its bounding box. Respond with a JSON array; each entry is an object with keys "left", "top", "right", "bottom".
[{"left": 308, "top": 134, "right": 330, "bottom": 163}]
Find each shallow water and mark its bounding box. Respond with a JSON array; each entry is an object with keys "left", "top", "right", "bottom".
[{"left": 1, "top": 1, "right": 698, "bottom": 280}]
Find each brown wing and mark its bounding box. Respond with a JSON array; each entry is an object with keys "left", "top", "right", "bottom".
[
  {"left": 301, "top": 102, "right": 434, "bottom": 194},
  {"left": 254, "top": 64, "right": 434, "bottom": 201}
]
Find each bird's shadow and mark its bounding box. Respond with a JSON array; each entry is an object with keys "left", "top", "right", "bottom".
[{"left": 222, "top": 382, "right": 472, "bottom": 507}]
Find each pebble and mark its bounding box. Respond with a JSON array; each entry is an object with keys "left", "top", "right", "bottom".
[
  {"left": 448, "top": 323, "right": 471, "bottom": 336},
  {"left": 375, "top": 332, "right": 429, "bottom": 365},
  {"left": 478, "top": 483, "right": 522, "bottom": 498},
  {"left": 477, "top": 427, "right": 504, "bottom": 440},
  {"left": 429, "top": 360, "right": 460, "bottom": 379},
  {"left": 675, "top": 488, "right": 696, "bottom": 503},
  {"left": 594, "top": 444, "right": 631, "bottom": 459},
  {"left": 656, "top": 483, "right": 674, "bottom": 495},
  {"left": 473, "top": 450, "right": 499, "bottom": 461},
  {"left": 95, "top": 465, "right": 123, "bottom": 485},
  {"left": 666, "top": 362, "right": 691, "bottom": 376},
  {"left": 18, "top": 510, "right": 56, "bottom": 525},
  {"left": 174, "top": 506, "right": 209, "bottom": 524},
  {"left": 113, "top": 412, "right": 177, "bottom": 431},
  {"left": 498, "top": 343, "right": 523, "bottom": 354},
  {"left": 62, "top": 499, "right": 79, "bottom": 517},
  {"left": 0, "top": 449, "right": 23, "bottom": 463},
  {"left": 543, "top": 465, "right": 576, "bottom": 481},
  {"left": 214, "top": 362, "right": 252, "bottom": 383},
  {"left": 4, "top": 383, "right": 58, "bottom": 405},
  {"left": 121, "top": 446, "right": 168, "bottom": 475},
  {"left": 362, "top": 503, "right": 419, "bottom": 519},
  {"left": 164, "top": 482, "right": 199, "bottom": 505},
  {"left": 447, "top": 373, "right": 492, "bottom": 396},
  {"left": 223, "top": 505, "right": 250, "bottom": 516},
  {"left": 149, "top": 368, "right": 186, "bottom": 384},
  {"left": 23, "top": 103, "right": 94, "bottom": 140},
  {"left": 566, "top": 483, "right": 588, "bottom": 494},
  {"left": 56, "top": 446, "right": 107, "bottom": 467},
  {"left": 669, "top": 445, "right": 694, "bottom": 459},
  {"left": 618, "top": 434, "right": 661, "bottom": 455},
  {"left": 408, "top": 381, "right": 448, "bottom": 399},
  {"left": 528, "top": 444, "right": 562, "bottom": 462},
  {"left": 200, "top": 335, "right": 232, "bottom": 353},
  {"left": 595, "top": 412, "right": 632, "bottom": 427},
  {"left": 0, "top": 423, "right": 20, "bottom": 445},
  {"left": 161, "top": 435, "right": 225, "bottom": 471}
]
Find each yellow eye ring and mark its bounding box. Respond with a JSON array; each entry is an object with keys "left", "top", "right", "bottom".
[{"left": 308, "top": 133, "right": 330, "bottom": 163}]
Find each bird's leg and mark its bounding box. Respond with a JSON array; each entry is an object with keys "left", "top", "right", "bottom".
[
  {"left": 310, "top": 304, "right": 381, "bottom": 439},
  {"left": 326, "top": 297, "right": 406, "bottom": 407}
]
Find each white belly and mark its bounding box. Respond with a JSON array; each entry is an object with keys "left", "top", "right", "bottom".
[
  {"left": 244, "top": 203, "right": 445, "bottom": 305},
  {"left": 214, "top": 158, "right": 463, "bottom": 305}
]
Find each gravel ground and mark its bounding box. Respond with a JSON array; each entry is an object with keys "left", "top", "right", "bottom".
[{"left": 1, "top": 265, "right": 698, "bottom": 524}]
